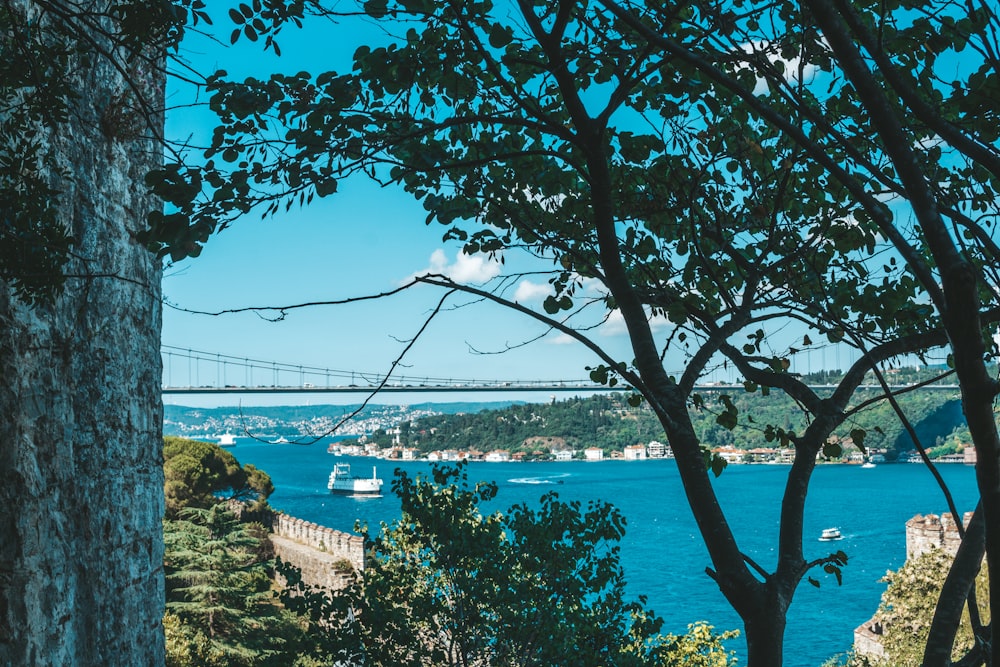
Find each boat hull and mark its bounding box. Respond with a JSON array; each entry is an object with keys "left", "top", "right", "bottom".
[
  {"left": 328, "top": 464, "right": 383, "bottom": 495},
  {"left": 329, "top": 481, "right": 382, "bottom": 495},
  {"left": 819, "top": 527, "right": 843, "bottom": 541}
]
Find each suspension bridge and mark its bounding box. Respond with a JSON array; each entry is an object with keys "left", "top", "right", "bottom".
[
  {"left": 160, "top": 345, "right": 957, "bottom": 395},
  {"left": 160, "top": 345, "right": 624, "bottom": 394}
]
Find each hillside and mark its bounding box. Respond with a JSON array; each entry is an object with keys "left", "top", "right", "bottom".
[
  {"left": 163, "top": 401, "right": 522, "bottom": 440},
  {"left": 165, "top": 388, "right": 972, "bottom": 461},
  {"left": 389, "top": 389, "right": 967, "bottom": 460}
]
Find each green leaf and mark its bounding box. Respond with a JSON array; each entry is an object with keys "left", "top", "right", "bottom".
[
  {"left": 315, "top": 178, "right": 338, "bottom": 197},
  {"left": 588, "top": 366, "right": 608, "bottom": 385},
  {"left": 711, "top": 454, "right": 728, "bottom": 477},
  {"left": 824, "top": 563, "right": 843, "bottom": 586},
  {"left": 850, "top": 428, "right": 867, "bottom": 454},
  {"left": 823, "top": 441, "right": 843, "bottom": 458},
  {"left": 716, "top": 410, "right": 738, "bottom": 430},
  {"left": 488, "top": 24, "right": 512, "bottom": 49},
  {"left": 363, "top": 0, "right": 388, "bottom": 17}
]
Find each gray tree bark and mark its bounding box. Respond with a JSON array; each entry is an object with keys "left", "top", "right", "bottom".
[{"left": 0, "top": 2, "right": 165, "bottom": 664}]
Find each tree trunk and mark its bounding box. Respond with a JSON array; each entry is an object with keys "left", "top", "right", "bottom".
[
  {"left": 923, "top": 505, "right": 986, "bottom": 667},
  {"left": 744, "top": 599, "right": 788, "bottom": 667},
  {"left": 0, "top": 3, "right": 165, "bottom": 664}
]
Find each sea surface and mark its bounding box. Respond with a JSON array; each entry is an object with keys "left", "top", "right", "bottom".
[{"left": 227, "top": 438, "right": 980, "bottom": 666}]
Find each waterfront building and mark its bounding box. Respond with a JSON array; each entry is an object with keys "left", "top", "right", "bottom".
[
  {"left": 715, "top": 447, "right": 743, "bottom": 464},
  {"left": 745, "top": 447, "right": 778, "bottom": 463},
  {"left": 624, "top": 444, "right": 647, "bottom": 460},
  {"left": 776, "top": 448, "right": 796, "bottom": 464},
  {"left": 646, "top": 440, "right": 674, "bottom": 458}
]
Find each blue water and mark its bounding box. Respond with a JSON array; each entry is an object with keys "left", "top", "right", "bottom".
[{"left": 229, "top": 439, "right": 980, "bottom": 666}]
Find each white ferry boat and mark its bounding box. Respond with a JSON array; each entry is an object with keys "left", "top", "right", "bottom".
[
  {"left": 218, "top": 432, "right": 236, "bottom": 447},
  {"left": 328, "top": 463, "right": 383, "bottom": 495},
  {"left": 819, "top": 527, "right": 843, "bottom": 541}
]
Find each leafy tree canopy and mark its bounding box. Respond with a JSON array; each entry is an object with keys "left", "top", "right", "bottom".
[
  {"left": 164, "top": 502, "right": 340, "bottom": 667},
  {"left": 144, "top": 0, "right": 1000, "bottom": 663},
  {"left": 280, "top": 462, "right": 739, "bottom": 667},
  {"left": 840, "top": 548, "right": 991, "bottom": 667},
  {"left": 163, "top": 436, "right": 274, "bottom": 518}
]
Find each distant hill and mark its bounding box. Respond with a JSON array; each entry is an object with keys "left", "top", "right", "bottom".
[
  {"left": 165, "top": 389, "right": 972, "bottom": 460},
  {"left": 163, "top": 401, "right": 525, "bottom": 439},
  {"left": 390, "top": 390, "right": 969, "bottom": 459}
]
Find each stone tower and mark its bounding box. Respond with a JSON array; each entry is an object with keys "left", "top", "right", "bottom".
[{"left": 0, "top": 2, "right": 165, "bottom": 664}]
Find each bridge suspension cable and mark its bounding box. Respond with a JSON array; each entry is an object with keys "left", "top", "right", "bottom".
[
  {"left": 159, "top": 344, "right": 604, "bottom": 393},
  {"left": 160, "top": 345, "right": 957, "bottom": 395}
]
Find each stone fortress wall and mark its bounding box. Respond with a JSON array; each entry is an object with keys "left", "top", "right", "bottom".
[
  {"left": 905, "top": 511, "right": 974, "bottom": 559},
  {"left": 269, "top": 513, "right": 366, "bottom": 592},
  {"left": 853, "top": 511, "right": 975, "bottom": 658}
]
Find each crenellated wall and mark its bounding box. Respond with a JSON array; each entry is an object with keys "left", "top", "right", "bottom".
[
  {"left": 854, "top": 510, "right": 975, "bottom": 658},
  {"left": 269, "top": 514, "right": 366, "bottom": 592},
  {"left": 905, "top": 511, "right": 973, "bottom": 560}
]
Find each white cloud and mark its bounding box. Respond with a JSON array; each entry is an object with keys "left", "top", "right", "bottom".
[
  {"left": 649, "top": 311, "right": 671, "bottom": 332},
  {"left": 738, "top": 40, "right": 821, "bottom": 96},
  {"left": 599, "top": 308, "right": 670, "bottom": 337},
  {"left": 405, "top": 248, "right": 503, "bottom": 285},
  {"left": 915, "top": 134, "right": 944, "bottom": 151},
  {"left": 514, "top": 279, "right": 552, "bottom": 303},
  {"left": 600, "top": 309, "right": 628, "bottom": 336},
  {"left": 548, "top": 332, "right": 577, "bottom": 345}
]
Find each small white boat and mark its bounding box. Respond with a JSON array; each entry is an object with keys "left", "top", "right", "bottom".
[
  {"left": 328, "top": 463, "right": 383, "bottom": 495},
  {"left": 272, "top": 436, "right": 290, "bottom": 444},
  {"left": 861, "top": 461, "right": 876, "bottom": 469},
  {"left": 819, "top": 527, "right": 843, "bottom": 541},
  {"left": 218, "top": 432, "right": 236, "bottom": 447}
]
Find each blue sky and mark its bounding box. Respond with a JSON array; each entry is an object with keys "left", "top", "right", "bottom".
[
  {"left": 161, "top": 14, "right": 642, "bottom": 406},
  {"left": 160, "top": 10, "right": 876, "bottom": 408}
]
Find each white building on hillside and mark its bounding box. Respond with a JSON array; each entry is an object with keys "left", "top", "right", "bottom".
[
  {"left": 624, "top": 444, "right": 647, "bottom": 460},
  {"left": 646, "top": 440, "right": 672, "bottom": 458}
]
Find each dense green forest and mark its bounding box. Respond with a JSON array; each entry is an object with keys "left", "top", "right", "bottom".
[{"left": 380, "top": 389, "right": 968, "bottom": 461}]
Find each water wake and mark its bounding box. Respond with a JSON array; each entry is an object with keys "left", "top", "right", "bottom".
[{"left": 508, "top": 473, "right": 571, "bottom": 485}]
